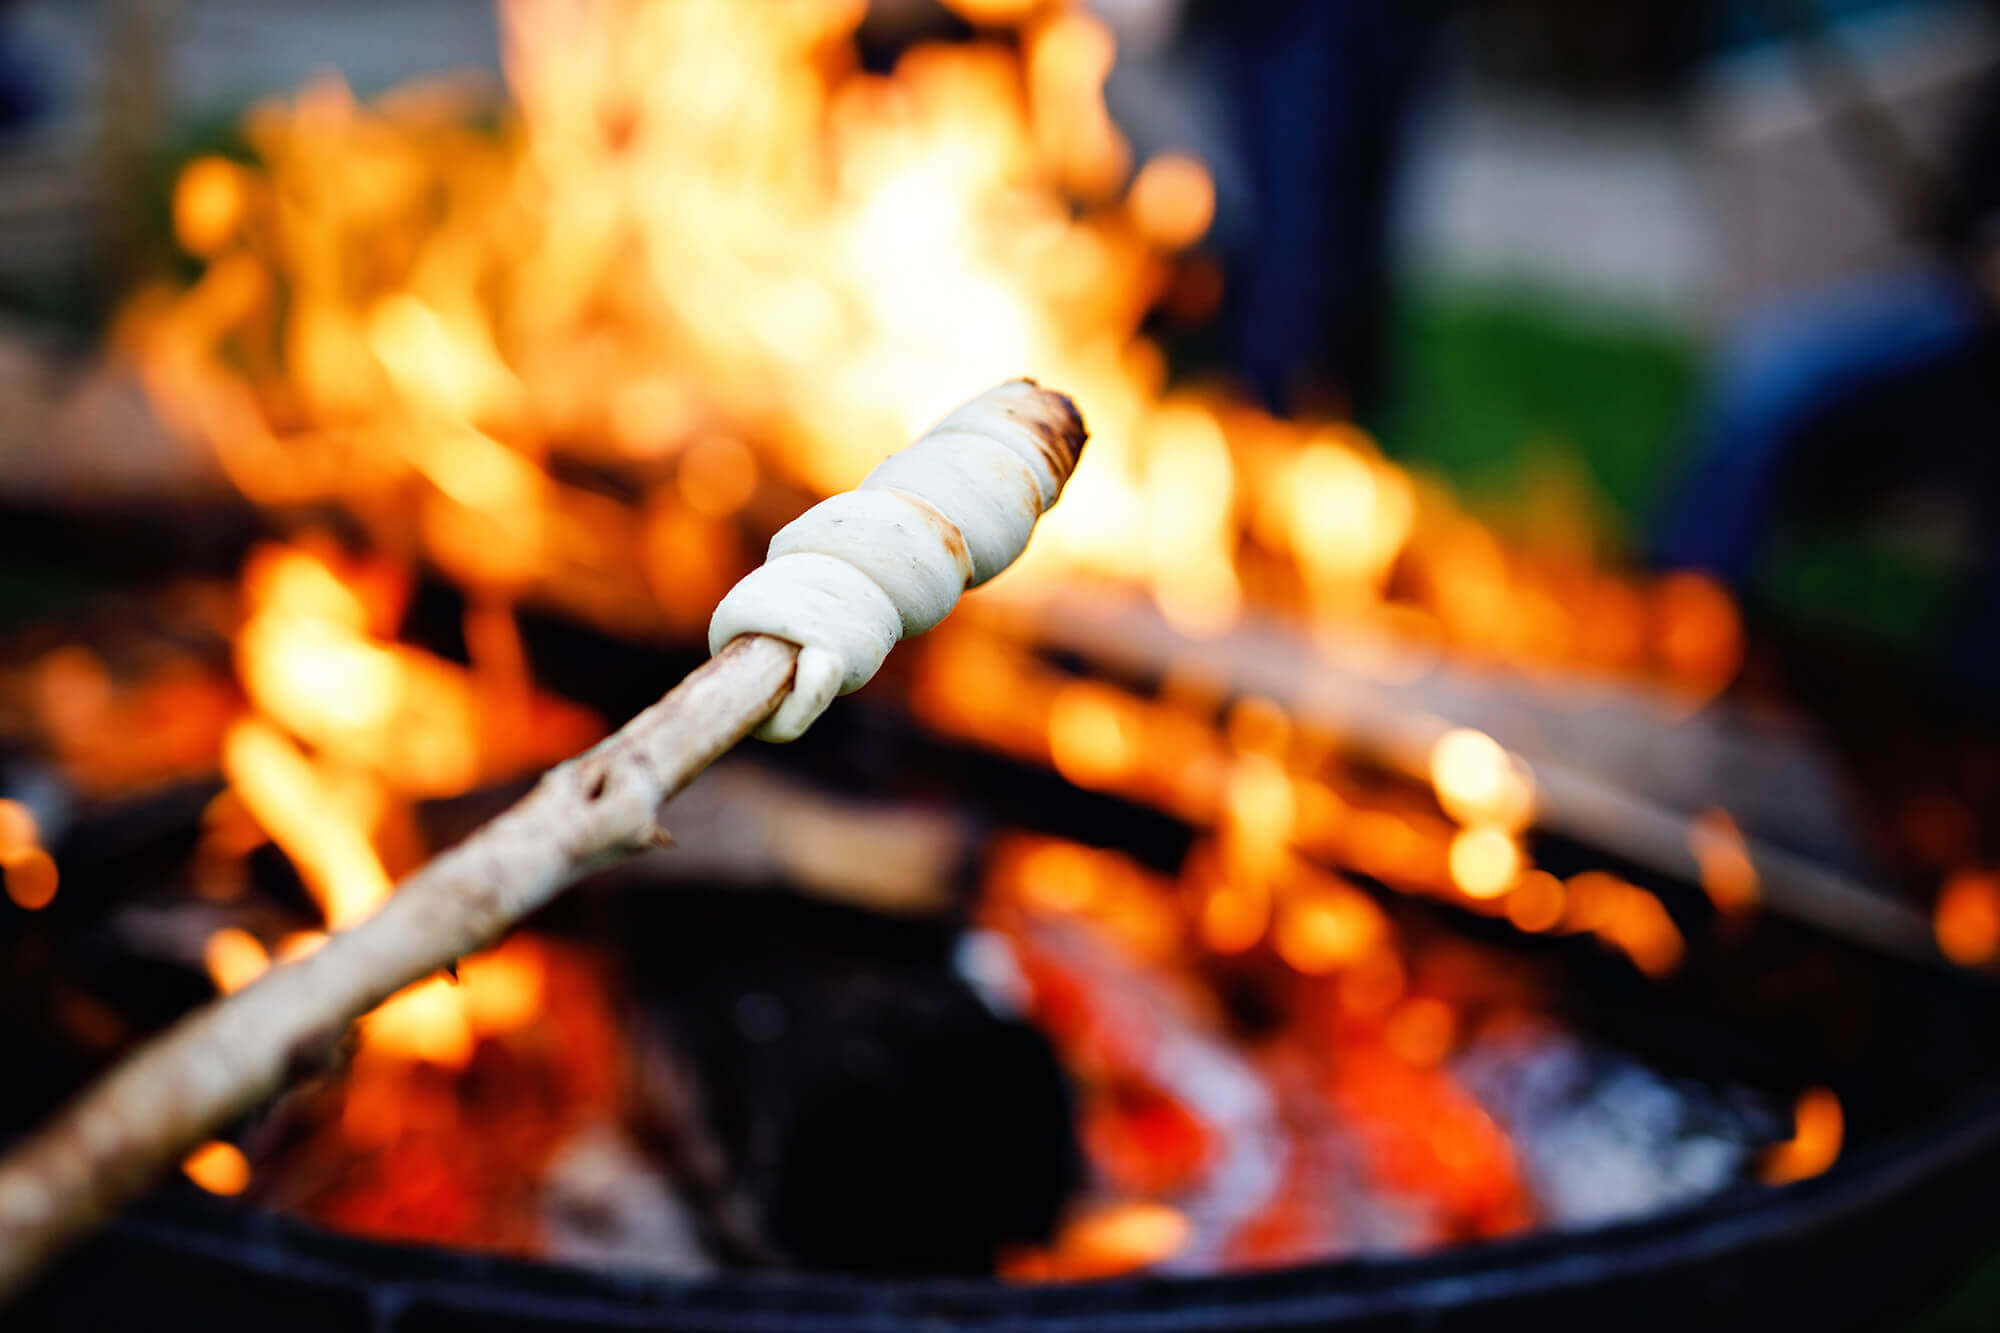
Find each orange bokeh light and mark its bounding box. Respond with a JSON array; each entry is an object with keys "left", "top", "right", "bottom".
[
  {"left": 173, "top": 156, "right": 249, "bottom": 258},
  {"left": 1655, "top": 571, "right": 1743, "bottom": 697},
  {"left": 1503, "top": 871, "right": 1567, "bottom": 933},
  {"left": 1448, "top": 828, "right": 1521, "bottom": 900},
  {"left": 1936, "top": 870, "right": 2000, "bottom": 966},
  {"left": 1760, "top": 1087, "right": 1843, "bottom": 1185},
  {"left": 0, "top": 798, "right": 40, "bottom": 857},
  {"left": 1430, "top": 729, "right": 1533, "bottom": 832},
  {"left": 1690, "top": 808, "right": 1758, "bottom": 914},
  {"left": 204, "top": 926, "right": 272, "bottom": 994},
  {"left": 3, "top": 848, "right": 58, "bottom": 912},
  {"left": 182, "top": 1140, "right": 252, "bottom": 1196},
  {"left": 1128, "top": 154, "right": 1215, "bottom": 251},
  {"left": 1384, "top": 996, "right": 1457, "bottom": 1066},
  {"left": 1010, "top": 1201, "right": 1191, "bottom": 1281},
  {"left": 1273, "top": 881, "right": 1385, "bottom": 975},
  {"left": 1048, "top": 684, "right": 1136, "bottom": 789},
  {"left": 677, "top": 436, "right": 759, "bottom": 518}
]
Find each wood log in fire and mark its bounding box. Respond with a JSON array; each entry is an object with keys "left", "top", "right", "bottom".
[{"left": 988, "top": 585, "right": 1941, "bottom": 967}]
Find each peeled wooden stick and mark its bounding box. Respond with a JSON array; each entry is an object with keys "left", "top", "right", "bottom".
[{"left": 0, "top": 379, "right": 1086, "bottom": 1299}]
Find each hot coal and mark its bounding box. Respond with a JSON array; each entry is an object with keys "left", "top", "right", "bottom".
[{"left": 7, "top": 641, "right": 2000, "bottom": 1293}]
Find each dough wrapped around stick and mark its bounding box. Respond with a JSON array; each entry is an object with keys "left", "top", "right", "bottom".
[{"left": 710, "top": 378, "right": 1087, "bottom": 740}]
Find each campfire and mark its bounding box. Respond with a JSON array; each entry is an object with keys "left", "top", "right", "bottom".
[{"left": 8, "top": 0, "right": 2000, "bottom": 1320}]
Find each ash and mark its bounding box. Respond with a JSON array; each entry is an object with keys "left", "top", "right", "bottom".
[{"left": 1458, "top": 1027, "right": 1782, "bottom": 1229}]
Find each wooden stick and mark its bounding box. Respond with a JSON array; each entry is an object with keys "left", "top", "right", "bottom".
[
  {"left": 0, "top": 632, "right": 797, "bottom": 1297},
  {"left": 0, "top": 377, "right": 1086, "bottom": 1298}
]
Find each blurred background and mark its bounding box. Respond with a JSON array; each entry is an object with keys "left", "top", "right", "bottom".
[
  {"left": 3, "top": 0, "right": 2000, "bottom": 1327},
  {"left": 8, "top": 0, "right": 2000, "bottom": 689}
]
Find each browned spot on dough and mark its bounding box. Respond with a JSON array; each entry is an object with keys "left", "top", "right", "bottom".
[
  {"left": 1001, "top": 380, "right": 1088, "bottom": 486},
  {"left": 892, "top": 488, "right": 975, "bottom": 585}
]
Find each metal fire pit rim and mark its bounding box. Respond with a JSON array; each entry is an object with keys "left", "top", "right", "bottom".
[{"left": 74, "top": 1082, "right": 2000, "bottom": 1331}]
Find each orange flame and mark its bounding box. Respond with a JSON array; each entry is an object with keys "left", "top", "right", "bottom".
[
  {"left": 1935, "top": 869, "right": 2000, "bottom": 967},
  {"left": 98, "top": 0, "right": 1756, "bottom": 1234},
  {"left": 0, "top": 799, "right": 55, "bottom": 911},
  {"left": 204, "top": 926, "right": 272, "bottom": 994},
  {"left": 1690, "top": 809, "right": 1759, "bottom": 915},
  {"left": 1760, "top": 1087, "right": 1843, "bottom": 1185},
  {"left": 122, "top": 0, "right": 1738, "bottom": 702},
  {"left": 1005, "top": 1201, "right": 1191, "bottom": 1281}
]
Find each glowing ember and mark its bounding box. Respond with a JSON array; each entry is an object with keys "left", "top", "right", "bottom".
[
  {"left": 1690, "top": 809, "right": 1758, "bottom": 915},
  {"left": 1383, "top": 996, "right": 1458, "bottom": 1067},
  {"left": 183, "top": 1140, "right": 252, "bottom": 1196},
  {"left": 292, "top": 936, "right": 625, "bottom": 1253},
  {"left": 1503, "top": 872, "right": 1567, "bottom": 933},
  {"left": 1760, "top": 1087, "right": 1843, "bottom": 1185},
  {"left": 1008, "top": 1200, "right": 1192, "bottom": 1281},
  {"left": 2, "top": 849, "right": 58, "bottom": 912},
  {"left": 1562, "top": 871, "right": 1685, "bottom": 978},
  {"left": 1338, "top": 951, "right": 1408, "bottom": 1018},
  {"left": 1, "top": 802, "right": 55, "bottom": 911},
  {"left": 1273, "top": 879, "right": 1386, "bottom": 975},
  {"left": 0, "top": 799, "right": 39, "bottom": 855},
  {"left": 1935, "top": 870, "right": 2000, "bottom": 967},
  {"left": 1322, "top": 1044, "right": 1530, "bottom": 1240}
]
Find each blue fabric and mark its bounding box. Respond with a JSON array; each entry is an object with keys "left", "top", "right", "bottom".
[
  {"left": 1651, "top": 267, "right": 1985, "bottom": 579},
  {"left": 1203, "top": 0, "right": 1437, "bottom": 416},
  {"left": 0, "top": 3, "right": 48, "bottom": 132}
]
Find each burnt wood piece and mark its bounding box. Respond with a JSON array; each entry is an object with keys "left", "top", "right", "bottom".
[{"left": 620, "top": 887, "right": 1081, "bottom": 1276}]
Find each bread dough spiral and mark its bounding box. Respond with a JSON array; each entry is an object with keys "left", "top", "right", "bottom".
[{"left": 708, "top": 379, "right": 1086, "bottom": 740}]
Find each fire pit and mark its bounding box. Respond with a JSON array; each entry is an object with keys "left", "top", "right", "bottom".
[
  {"left": 4, "top": 0, "right": 2000, "bottom": 1326},
  {"left": 7, "top": 677, "right": 2000, "bottom": 1328},
  {"left": 19, "top": 1105, "right": 2000, "bottom": 1331}
]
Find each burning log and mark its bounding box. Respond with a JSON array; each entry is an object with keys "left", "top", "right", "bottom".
[
  {"left": 0, "top": 379, "right": 1087, "bottom": 1298},
  {"left": 980, "top": 585, "right": 1942, "bottom": 969}
]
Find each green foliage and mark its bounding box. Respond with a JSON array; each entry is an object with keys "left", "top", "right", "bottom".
[{"left": 1383, "top": 278, "right": 1700, "bottom": 539}]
